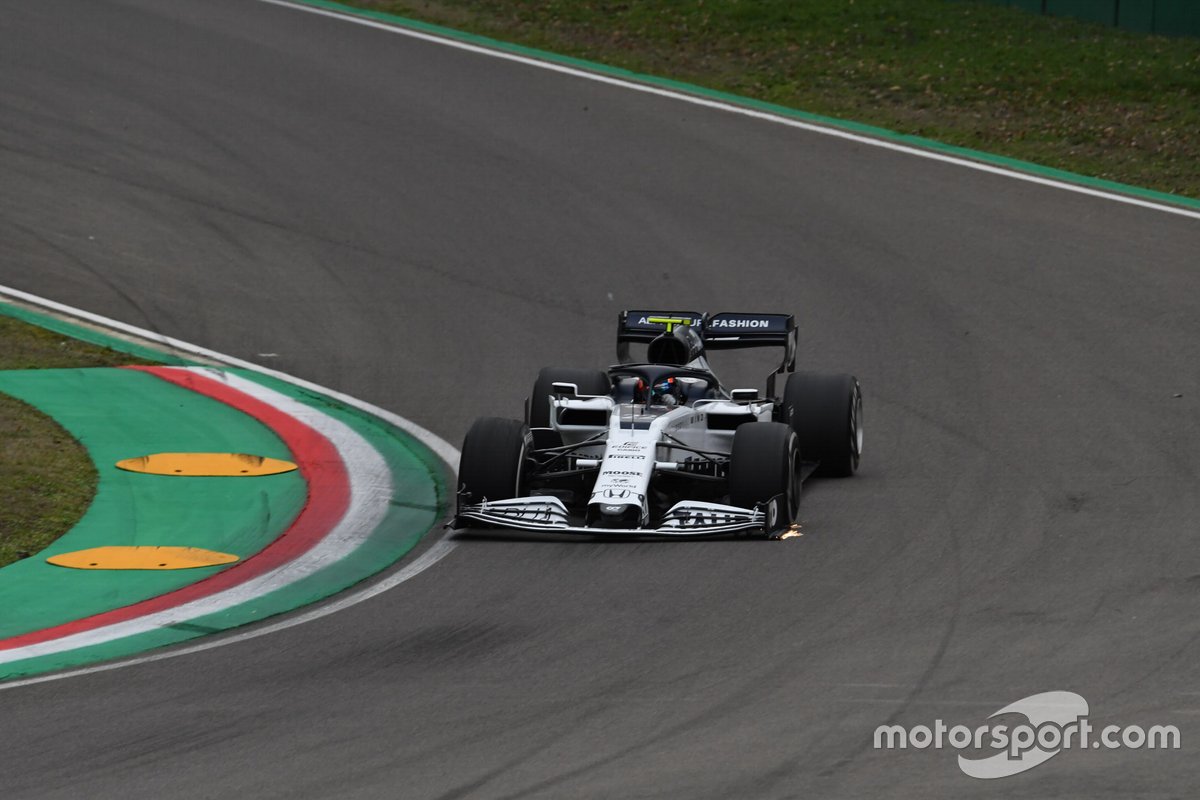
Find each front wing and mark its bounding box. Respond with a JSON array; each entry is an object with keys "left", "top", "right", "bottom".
[{"left": 454, "top": 496, "right": 769, "bottom": 537}]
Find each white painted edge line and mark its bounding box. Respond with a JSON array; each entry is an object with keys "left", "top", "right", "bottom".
[
  {"left": 0, "top": 284, "right": 461, "bottom": 688},
  {"left": 253, "top": 0, "right": 1200, "bottom": 223}
]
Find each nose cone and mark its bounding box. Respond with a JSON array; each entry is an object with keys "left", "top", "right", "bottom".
[{"left": 588, "top": 492, "right": 643, "bottom": 528}]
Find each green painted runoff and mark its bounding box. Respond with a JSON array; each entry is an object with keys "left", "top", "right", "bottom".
[{"left": 0, "top": 368, "right": 305, "bottom": 639}]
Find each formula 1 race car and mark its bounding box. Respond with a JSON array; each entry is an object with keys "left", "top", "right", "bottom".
[{"left": 453, "top": 310, "right": 862, "bottom": 537}]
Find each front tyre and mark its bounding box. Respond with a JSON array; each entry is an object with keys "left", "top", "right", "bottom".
[
  {"left": 457, "top": 417, "right": 531, "bottom": 512},
  {"left": 784, "top": 372, "right": 862, "bottom": 477},
  {"left": 728, "top": 422, "right": 800, "bottom": 534}
]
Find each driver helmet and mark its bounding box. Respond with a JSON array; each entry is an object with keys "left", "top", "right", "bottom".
[{"left": 650, "top": 376, "right": 683, "bottom": 407}]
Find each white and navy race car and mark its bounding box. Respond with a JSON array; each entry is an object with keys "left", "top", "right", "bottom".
[{"left": 453, "top": 310, "right": 862, "bottom": 537}]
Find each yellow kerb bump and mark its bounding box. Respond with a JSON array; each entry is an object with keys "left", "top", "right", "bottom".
[
  {"left": 47, "top": 546, "right": 240, "bottom": 570},
  {"left": 115, "top": 452, "right": 297, "bottom": 476}
]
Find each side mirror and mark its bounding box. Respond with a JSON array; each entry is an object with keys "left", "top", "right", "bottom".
[
  {"left": 730, "top": 388, "right": 759, "bottom": 404},
  {"left": 551, "top": 381, "right": 579, "bottom": 397}
]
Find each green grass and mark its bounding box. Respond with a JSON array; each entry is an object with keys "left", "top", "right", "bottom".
[
  {"left": 346, "top": 0, "right": 1200, "bottom": 199},
  {"left": 0, "top": 315, "right": 155, "bottom": 567},
  {"left": 0, "top": 314, "right": 157, "bottom": 370}
]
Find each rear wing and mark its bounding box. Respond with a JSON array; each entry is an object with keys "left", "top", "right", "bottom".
[
  {"left": 703, "top": 312, "right": 796, "bottom": 353},
  {"left": 616, "top": 310, "right": 798, "bottom": 398}
]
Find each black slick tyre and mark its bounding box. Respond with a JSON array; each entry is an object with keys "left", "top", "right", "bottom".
[
  {"left": 457, "top": 417, "right": 531, "bottom": 511},
  {"left": 784, "top": 372, "right": 862, "bottom": 477},
  {"left": 728, "top": 421, "right": 800, "bottom": 534}
]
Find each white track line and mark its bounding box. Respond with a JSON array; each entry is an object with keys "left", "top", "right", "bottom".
[
  {"left": 253, "top": 0, "right": 1200, "bottom": 223},
  {"left": 0, "top": 285, "right": 461, "bottom": 688}
]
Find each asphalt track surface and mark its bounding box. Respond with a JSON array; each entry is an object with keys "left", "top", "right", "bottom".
[{"left": 2, "top": 1, "right": 1199, "bottom": 797}]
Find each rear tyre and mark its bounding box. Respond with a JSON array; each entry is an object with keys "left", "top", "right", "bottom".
[
  {"left": 728, "top": 422, "right": 800, "bottom": 534},
  {"left": 784, "top": 372, "right": 862, "bottom": 477},
  {"left": 457, "top": 417, "right": 531, "bottom": 511},
  {"left": 527, "top": 367, "right": 611, "bottom": 449}
]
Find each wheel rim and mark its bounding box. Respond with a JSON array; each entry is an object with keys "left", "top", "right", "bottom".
[
  {"left": 849, "top": 382, "right": 863, "bottom": 470},
  {"left": 786, "top": 434, "right": 801, "bottom": 521},
  {"left": 515, "top": 439, "right": 528, "bottom": 498}
]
